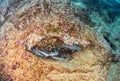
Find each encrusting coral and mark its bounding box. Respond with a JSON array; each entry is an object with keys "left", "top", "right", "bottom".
[{"left": 0, "top": 0, "right": 111, "bottom": 81}]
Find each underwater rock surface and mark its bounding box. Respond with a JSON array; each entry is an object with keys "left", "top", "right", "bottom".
[{"left": 0, "top": 0, "right": 119, "bottom": 81}]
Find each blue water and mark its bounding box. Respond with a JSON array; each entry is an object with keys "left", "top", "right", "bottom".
[
  {"left": 116, "top": 0, "right": 120, "bottom": 4},
  {"left": 0, "top": 0, "right": 5, "bottom": 5},
  {"left": 71, "top": 0, "right": 120, "bottom": 23}
]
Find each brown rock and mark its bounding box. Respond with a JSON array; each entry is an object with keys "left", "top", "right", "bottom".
[{"left": 0, "top": 0, "right": 111, "bottom": 81}]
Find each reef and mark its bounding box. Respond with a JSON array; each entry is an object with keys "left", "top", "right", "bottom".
[{"left": 0, "top": 0, "right": 119, "bottom": 81}]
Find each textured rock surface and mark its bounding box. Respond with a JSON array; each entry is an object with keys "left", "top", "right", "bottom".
[
  {"left": 0, "top": 0, "right": 112, "bottom": 81},
  {"left": 107, "top": 63, "right": 120, "bottom": 81}
]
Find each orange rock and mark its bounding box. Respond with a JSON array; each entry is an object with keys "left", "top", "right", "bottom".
[{"left": 0, "top": 1, "right": 111, "bottom": 81}]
